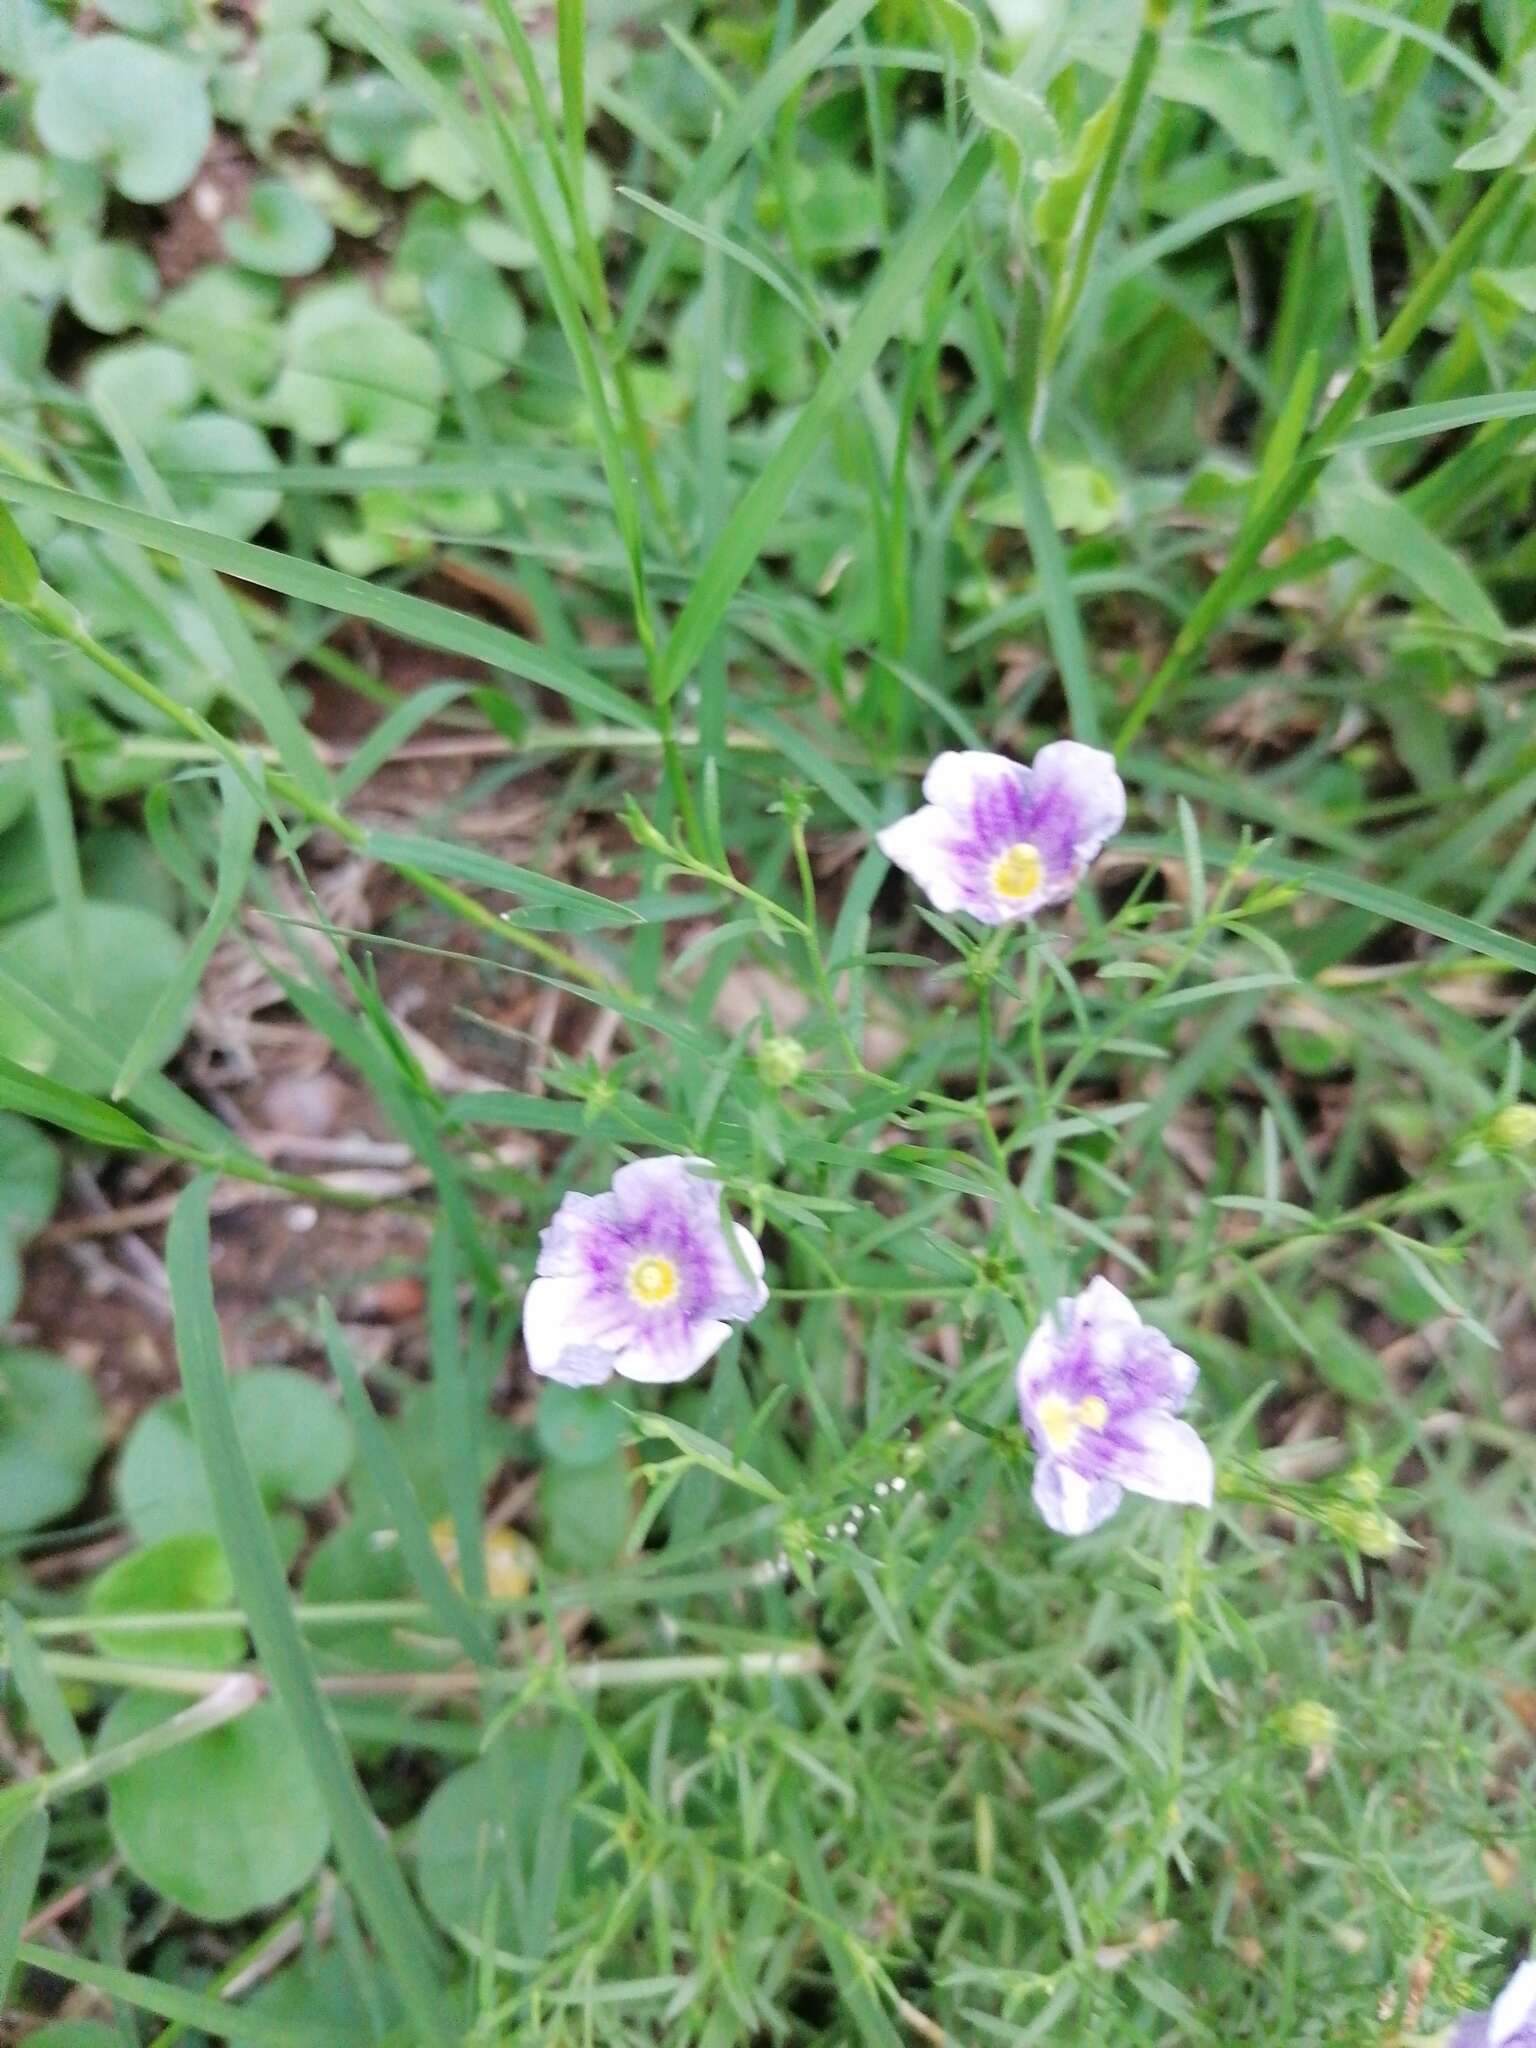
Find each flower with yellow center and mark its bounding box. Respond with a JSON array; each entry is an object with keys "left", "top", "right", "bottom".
[
  {"left": 627, "top": 1253, "right": 679, "bottom": 1308},
  {"left": 990, "top": 841, "right": 1043, "bottom": 903},
  {"left": 1034, "top": 1391, "right": 1109, "bottom": 1453}
]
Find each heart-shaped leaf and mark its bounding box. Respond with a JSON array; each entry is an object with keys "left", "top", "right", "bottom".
[
  {"left": 222, "top": 177, "right": 335, "bottom": 278},
  {"left": 0, "top": 1347, "right": 105, "bottom": 1535},
  {"left": 117, "top": 1366, "right": 353, "bottom": 1543},
  {"left": 66, "top": 239, "right": 160, "bottom": 335},
  {"left": 86, "top": 1532, "right": 246, "bottom": 1667},
  {"left": 34, "top": 35, "right": 212, "bottom": 204},
  {"left": 0, "top": 899, "right": 190, "bottom": 1092},
  {"left": 102, "top": 1691, "right": 330, "bottom": 1921},
  {"left": 156, "top": 411, "right": 281, "bottom": 539}
]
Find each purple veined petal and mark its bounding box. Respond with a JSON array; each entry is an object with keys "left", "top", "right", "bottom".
[
  {"left": 876, "top": 805, "right": 975, "bottom": 917},
  {"left": 522, "top": 1277, "right": 618, "bottom": 1387},
  {"left": 1114, "top": 1412, "right": 1214, "bottom": 1509},
  {"left": 614, "top": 1316, "right": 733, "bottom": 1385},
  {"left": 1492, "top": 1963, "right": 1536, "bottom": 2047},
  {"left": 1028, "top": 741, "right": 1122, "bottom": 884},
  {"left": 922, "top": 750, "right": 1029, "bottom": 826},
  {"left": 1452, "top": 2019, "right": 1494, "bottom": 2048},
  {"left": 1032, "top": 1456, "right": 1124, "bottom": 1536}
]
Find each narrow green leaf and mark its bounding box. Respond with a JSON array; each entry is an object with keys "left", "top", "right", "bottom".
[
  {"left": 166, "top": 1180, "right": 456, "bottom": 2048},
  {"left": 2, "top": 1606, "right": 85, "bottom": 1768},
  {"left": 95, "top": 392, "right": 330, "bottom": 801},
  {"left": 1324, "top": 473, "right": 1503, "bottom": 635},
  {"left": 660, "top": 135, "right": 991, "bottom": 701},
  {"left": 0, "top": 474, "right": 648, "bottom": 733},
  {"left": 15, "top": 1941, "right": 348, "bottom": 2046},
  {"left": 9, "top": 690, "right": 87, "bottom": 1011},
  {"left": 318, "top": 1302, "right": 495, "bottom": 1665},
  {"left": 627, "top": 1412, "right": 785, "bottom": 1504},
  {"left": 616, "top": 0, "right": 881, "bottom": 348},
  {"left": 0, "top": 504, "right": 39, "bottom": 606},
  {"left": 1252, "top": 347, "right": 1320, "bottom": 511},
  {"left": 1293, "top": 0, "right": 1378, "bottom": 349},
  {"left": 363, "top": 829, "right": 642, "bottom": 929},
  {"left": 114, "top": 766, "right": 261, "bottom": 1100},
  {"left": 428, "top": 1223, "right": 489, "bottom": 1609},
  {"left": 1334, "top": 387, "right": 1536, "bottom": 451},
  {"left": 0, "top": 1807, "right": 47, "bottom": 2013},
  {"left": 0, "top": 1054, "right": 156, "bottom": 1151}
]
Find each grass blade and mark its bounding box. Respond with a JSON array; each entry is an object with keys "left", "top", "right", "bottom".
[
  {"left": 166, "top": 1178, "right": 457, "bottom": 2048},
  {"left": 15, "top": 1941, "right": 350, "bottom": 2046},
  {"left": 0, "top": 474, "right": 649, "bottom": 732},
  {"left": 615, "top": 0, "right": 881, "bottom": 349},
  {"left": 0, "top": 1808, "right": 47, "bottom": 2014},
  {"left": 2, "top": 1604, "right": 85, "bottom": 1767},
  {"left": 658, "top": 134, "right": 992, "bottom": 701},
  {"left": 318, "top": 1301, "right": 496, "bottom": 1666},
  {"left": 1292, "top": 0, "right": 1378, "bottom": 349}
]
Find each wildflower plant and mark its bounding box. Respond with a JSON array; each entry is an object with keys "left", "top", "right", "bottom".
[{"left": 0, "top": 2, "right": 1534, "bottom": 2045}]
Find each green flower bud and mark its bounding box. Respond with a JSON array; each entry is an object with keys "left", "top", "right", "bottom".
[
  {"left": 1275, "top": 1699, "right": 1339, "bottom": 1751},
  {"left": 1488, "top": 1103, "right": 1536, "bottom": 1153},
  {"left": 1326, "top": 1503, "right": 1406, "bottom": 1558},
  {"left": 758, "top": 1035, "right": 808, "bottom": 1089}
]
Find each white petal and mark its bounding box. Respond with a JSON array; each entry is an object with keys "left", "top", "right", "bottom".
[
  {"left": 921, "top": 749, "right": 1021, "bottom": 817},
  {"left": 876, "top": 805, "right": 970, "bottom": 915},
  {"left": 1031, "top": 740, "right": 1126, "bottom": 859},
  {"left": 522, "top": 1277, "right": 617, "bottom": 1386},
  {"left": 1032, "top": 1458, "right": 1124, "bottom": 1536},
  {"left": 731, "top": 1222, "right": 769, "bottom": 1313},
  {"left": 1492, "top": 1962, "right": 1536, "bottom": 2046},
  {"left": 613, "top": 1318, "right": 732, "bottom": 1386},
  {"left": 1075, "top": 1275, "right": 1142, "bottom": 1333},
  {"left": 1117, "top": 1413, "right": 1214, "bottom": 1510}
]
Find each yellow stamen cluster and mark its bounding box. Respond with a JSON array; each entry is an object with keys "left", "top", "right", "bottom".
[
  {"left": 991, "top": 841, "right": 1043, "bottom": 902},
  {"left": 627, "top": 1253, "right": 679, "bottom": 1307},
  {"left": 1035, "top": 1392, "right": 1109, "bottom": 1452}
]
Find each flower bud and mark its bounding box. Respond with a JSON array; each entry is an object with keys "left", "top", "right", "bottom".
[
  {"left": 1275, "top": 1699, "right": 1338, "bottom": 1751},
  {"left": 758, "top": 1035, "right": 808, "bottom": 1089},
  {"left": 1326, "top": 1502, "right": 1406, "bottom": 1558},
  {"left": 1340, "top": 1464, "right": 1382, "bottom": 1505},
  {"left": 1488, "top": 1103, "right": 1536, "bottom": 1153}
]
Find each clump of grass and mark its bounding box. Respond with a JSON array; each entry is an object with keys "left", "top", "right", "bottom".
[{"left": 3, "top": 2, "right": 1536, "bottom": 2043}]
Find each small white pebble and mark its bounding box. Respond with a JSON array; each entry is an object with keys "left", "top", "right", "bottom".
[{"left": 286, "top": 1203, "right": 319, "bottom": 1234}]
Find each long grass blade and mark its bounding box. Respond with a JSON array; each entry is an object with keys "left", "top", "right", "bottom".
[
  {"left": 1291, "top": 0, "right": 1378, "bottom": 349},
  {"left": 658, "top": 134, "right": 992, "bottom": 701},
  {"left": 165, "top": 1178, "right": 457, "bottom": 2048}
]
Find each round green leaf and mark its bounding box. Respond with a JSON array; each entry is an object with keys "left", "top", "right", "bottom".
[
  {"left": 0, "top": 899, "right": 189, "bottom": 1091},
  {"left": 0, "top": 1111, "right": 61, "bottom": 1240},
  {"left": 216, "top": 28, "right": 329, "bottom": 146},
  {"left": 535, "top": 1383, "right": 626, "bottom": 1471},
  {"left": 157, "top": 266, "right": 283, "bottom": 404},
  {"left": 84, "top": 340, "right": 200, "bottom": 443},
  {"left": 0, "top": 1346, "right": 105, "bottom": 1535},
  {"left": 398, "top": 229, "right": 524, "bottom": 390},
  {"left": 103, "top": 1690, "right": 330, "bottom": 1921},
  {"left": 67, "top": 238, "right": 159, "bottom": 334},
  {"left": 272, "top": 308, "right": 444, "bottom": 448},
  {"left": 34, "top": 36, "right": 212, "bottom": 204},
  {"left": 97, "top": 0, "right": 188, "bottom": 29},
  {"left": 302, "top": 1516, "right": 416, "bottom": 1671},
  {"left": 117, "top": 1366, "right": 353, "bottom": 1543},
  {"left": 222, "top": 177, "right": 334, "bottom": 278},
  {"left": 156, "top": 411, "right": 281, "bottom": 539},
  {"left": 416, "top": 1728, "right": 593, "bottom": 1940},
  {"left": 86, "top": 1532, "right": 245, "bottom": 1667},
  {"left": 540, "top": 1449, "right": 632, "bottom": 1573}
]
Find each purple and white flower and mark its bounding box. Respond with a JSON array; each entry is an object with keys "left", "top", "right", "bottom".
[
  {"left": 1452, "top": 1961, "right": 1536, "bottom": 2047},
  {"left": 522, "top": 1156, "right": 767, "bottom": 1388},
  {"left": 1016, "top": 1278, "right": 1213, "bottom": 1536},
  {"left": 877, "top": 743, "right": 1126, "bottom": 925}
]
